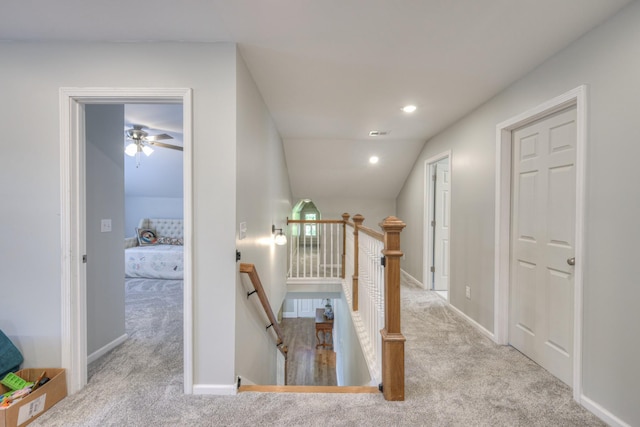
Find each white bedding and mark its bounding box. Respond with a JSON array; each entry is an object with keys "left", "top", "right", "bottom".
[{"left": 125, "top": 245, "right": 183, "bottom": 280}]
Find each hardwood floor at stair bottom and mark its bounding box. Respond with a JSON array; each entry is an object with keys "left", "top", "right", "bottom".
[{"left": 282, "top": 317, "right": 337, "bottom": 386}]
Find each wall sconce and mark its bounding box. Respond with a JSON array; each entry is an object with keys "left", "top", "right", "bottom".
[{"left": 272, "top": 224, "right": 287, "bottom": 246}]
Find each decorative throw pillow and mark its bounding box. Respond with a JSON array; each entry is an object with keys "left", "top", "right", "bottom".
[
  {"left": 137, "top": 228, "right": 158, "bottom": 246},
  {"left": 157, "top": 236, "right": 184, "bottom": 245}
]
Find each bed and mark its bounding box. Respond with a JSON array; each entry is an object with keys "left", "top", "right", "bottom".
[{"left": 125, "top": 218, "right": 184, "bottom": 280}]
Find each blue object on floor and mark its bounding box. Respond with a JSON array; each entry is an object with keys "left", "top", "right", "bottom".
[{"left": 0, "top": 329, "right": 23, "bottom": 380}]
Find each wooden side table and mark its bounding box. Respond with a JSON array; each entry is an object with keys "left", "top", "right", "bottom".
[{"left": 315, "top": 308, "right": 334, "bottom": 349}]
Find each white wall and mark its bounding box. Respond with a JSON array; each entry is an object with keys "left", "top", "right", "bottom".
[
  {"left": 0, "top": 42, "right": 238, "bottom": 389},
  {"left": 125, "top": 196, "right": 183, "bottom": 236},
  {"left": 234, "top": 52, "right": 292, "bottom": 384},
  {"left": 333, "top": 297, "right": 371, "bottom": 387},
  {"left": 396, "top": 2, "right": 640, "bottom": 424},
  {"left": 310, "top": 197, "right": 396, "bottom": 226},
  {"left": 85, "top": 104, "right": 126, "bottom": 355}
]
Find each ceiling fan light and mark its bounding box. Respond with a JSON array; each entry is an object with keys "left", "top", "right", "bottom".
[
  {"left": 142, "top": 145, "right": 154, "bottom": 156},
  {"left": 125, "top": 143, "right": 138, "bottom": 156}
]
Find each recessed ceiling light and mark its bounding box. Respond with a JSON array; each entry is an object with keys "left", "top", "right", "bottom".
[
  {"left": 401, "top": 105, "right": 417, "bottom": 113},
  {"left": 369, "top": 130, "right": 388, "bottom": 136},
  {"left": 369, "top": 156, "right": 379, "bottom": 164}
]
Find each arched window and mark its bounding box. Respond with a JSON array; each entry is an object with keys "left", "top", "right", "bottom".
[{"left": 291, "top": 199, "right": 321, "bottom": 237}]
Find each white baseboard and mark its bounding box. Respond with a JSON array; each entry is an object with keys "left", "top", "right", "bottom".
[
  {"left": 400, "top": 269, "right": 425, "bottom": 289},
  {"left": 446, "top": 303, "right": 496, "bottom": 342},
  {"left": 87, "top": 334, "right": 128, "bottom": 364},
  {"left": 581, "top": 395, "right": 632, "bottom": 427},
  {"left": 398, "top": 269, "right": 495, "bottom": 341},
  {"left": 193, "top": 383, "right": 237, "bottom": 395}
]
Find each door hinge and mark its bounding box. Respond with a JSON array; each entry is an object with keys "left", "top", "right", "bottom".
[
  {"left": 82, "top": 254, "right": 87, "bottom": 264},
  {"left": 432, "top": 174, "right": 437, "bottom": 182},
  {"left": 431, "top": 220, "right": 435, "bottom": 227},
  {"left": 380, "top": 256, "right": 386, "bottom": 267},
  {"left": 430, "top": 265, "right": 435, "bottom": 273}
]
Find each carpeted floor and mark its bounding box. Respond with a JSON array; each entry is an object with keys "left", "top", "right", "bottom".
[{"left": 31, "top": 278, "right": 605, "bottom": 426}]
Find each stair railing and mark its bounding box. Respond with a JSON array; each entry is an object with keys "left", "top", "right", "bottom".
[
  {"left": 239, "top": 263, "right": 288, "bottom": 384},
  {"left": 287, "top": 213, "right": 406, "bottom": 401},
  {"left": 286, "top": 219, "right": 345, "bottom": 280}
]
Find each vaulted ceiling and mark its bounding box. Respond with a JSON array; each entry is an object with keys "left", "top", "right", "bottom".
[{"left": 1, "top": 0, "right": 631, "bottom": 200}]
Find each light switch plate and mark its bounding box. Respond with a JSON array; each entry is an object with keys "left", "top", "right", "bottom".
[
  {"left": 101, "top": 219, "right": 112, "bottom": 233},
  {"left": 239, "top": 222, "right": 247, "bottom": 240}
]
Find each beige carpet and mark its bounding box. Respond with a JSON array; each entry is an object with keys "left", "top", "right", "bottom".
[{"left": 30, "top": 278, "right": 605, "bottom": 426}]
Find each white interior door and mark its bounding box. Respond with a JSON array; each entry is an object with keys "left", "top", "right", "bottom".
[
  {"left": 297, "top": 299, "right": 315, "bottom": 317},
  {"left": 296, "top": 299, "right": 325, "bottom": 318},
  {"left": 433, "top": 159, "right": 450, "bottom": 292},
  {"left": 509, "top": 106, "right": 576, "bottom": 386}
]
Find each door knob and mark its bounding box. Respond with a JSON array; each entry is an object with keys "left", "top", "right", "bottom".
[{"left": 567, "top": 257, "right": 575, "bottom": 266}]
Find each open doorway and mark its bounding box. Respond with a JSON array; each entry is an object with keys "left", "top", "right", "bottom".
[
  {"left": 59, "top": 88, "right": 193, "bottom": 395},
  {"left": 84, "top": 103, "right": 185, "bottom": 390},
  {"left": 424, "top": 152, "right": 451, "bottom": 300}
]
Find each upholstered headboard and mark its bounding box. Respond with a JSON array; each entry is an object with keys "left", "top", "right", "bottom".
[
  {"left": 138, "top": 218, "right": 184, "bottom": 239},
  {"left": 125, "top": 218, "right": 184, "bottom": 249}
]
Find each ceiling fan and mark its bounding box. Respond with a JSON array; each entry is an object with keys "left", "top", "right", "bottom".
[{"left": 124, "top": 125, "right": 182, "bottom": 167}]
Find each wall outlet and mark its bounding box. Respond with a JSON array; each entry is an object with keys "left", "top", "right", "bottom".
[
  {"left": 101, "top": 219, "right": 112, "bottom": 233},
  {"left": 465, "top": 285, "right": 471, "bottom": 299}
]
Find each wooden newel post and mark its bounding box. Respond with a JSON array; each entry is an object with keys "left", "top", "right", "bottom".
[
  {"left": 341, "top": 213, "right": 350, "bottom": 279},
  {"left": 351, "top": 214, "right": 364, "bottom": 312},
  {"left": 380, "top": 215, "right": 406, "bottom": 401}
]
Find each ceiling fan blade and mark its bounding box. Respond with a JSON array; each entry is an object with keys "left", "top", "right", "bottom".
[
  {"left": 149, "top": 141, "right": 183, "bottom": 151},
  {"left": 144, "top": 133, "right": 173, "bottom": 141}
]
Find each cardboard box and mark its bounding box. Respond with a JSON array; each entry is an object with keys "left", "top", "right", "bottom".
[{"left": 0, "top": 368, "right": 66, "bottom": 427}]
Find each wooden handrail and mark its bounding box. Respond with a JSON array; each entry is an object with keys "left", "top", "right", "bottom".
[
  {"left": 239, "top": 263, "right": 288, "bottom": 383},
  {"left": 239, "top": 263, "right": 285, "bottom": 346},
  {"left": 287, "top": 219, "right": 345, "bottom": 224},
  {"left": 358, "top": 224, "right": 384, "bottom": 241}
]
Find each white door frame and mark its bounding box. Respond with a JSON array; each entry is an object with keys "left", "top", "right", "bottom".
[
  {"left": 494, "top": 85, "right": 587, "bottom": 401},
  {"left": 423, "top": 150, "right": 452, "bottom": 295},
  {"left": 59, "top": 87, "right": 194, "bottom": 395}
]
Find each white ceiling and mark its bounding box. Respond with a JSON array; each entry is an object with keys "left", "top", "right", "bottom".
[{"left": 1, "top": 0, "right": 632, "bottom": 200}]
